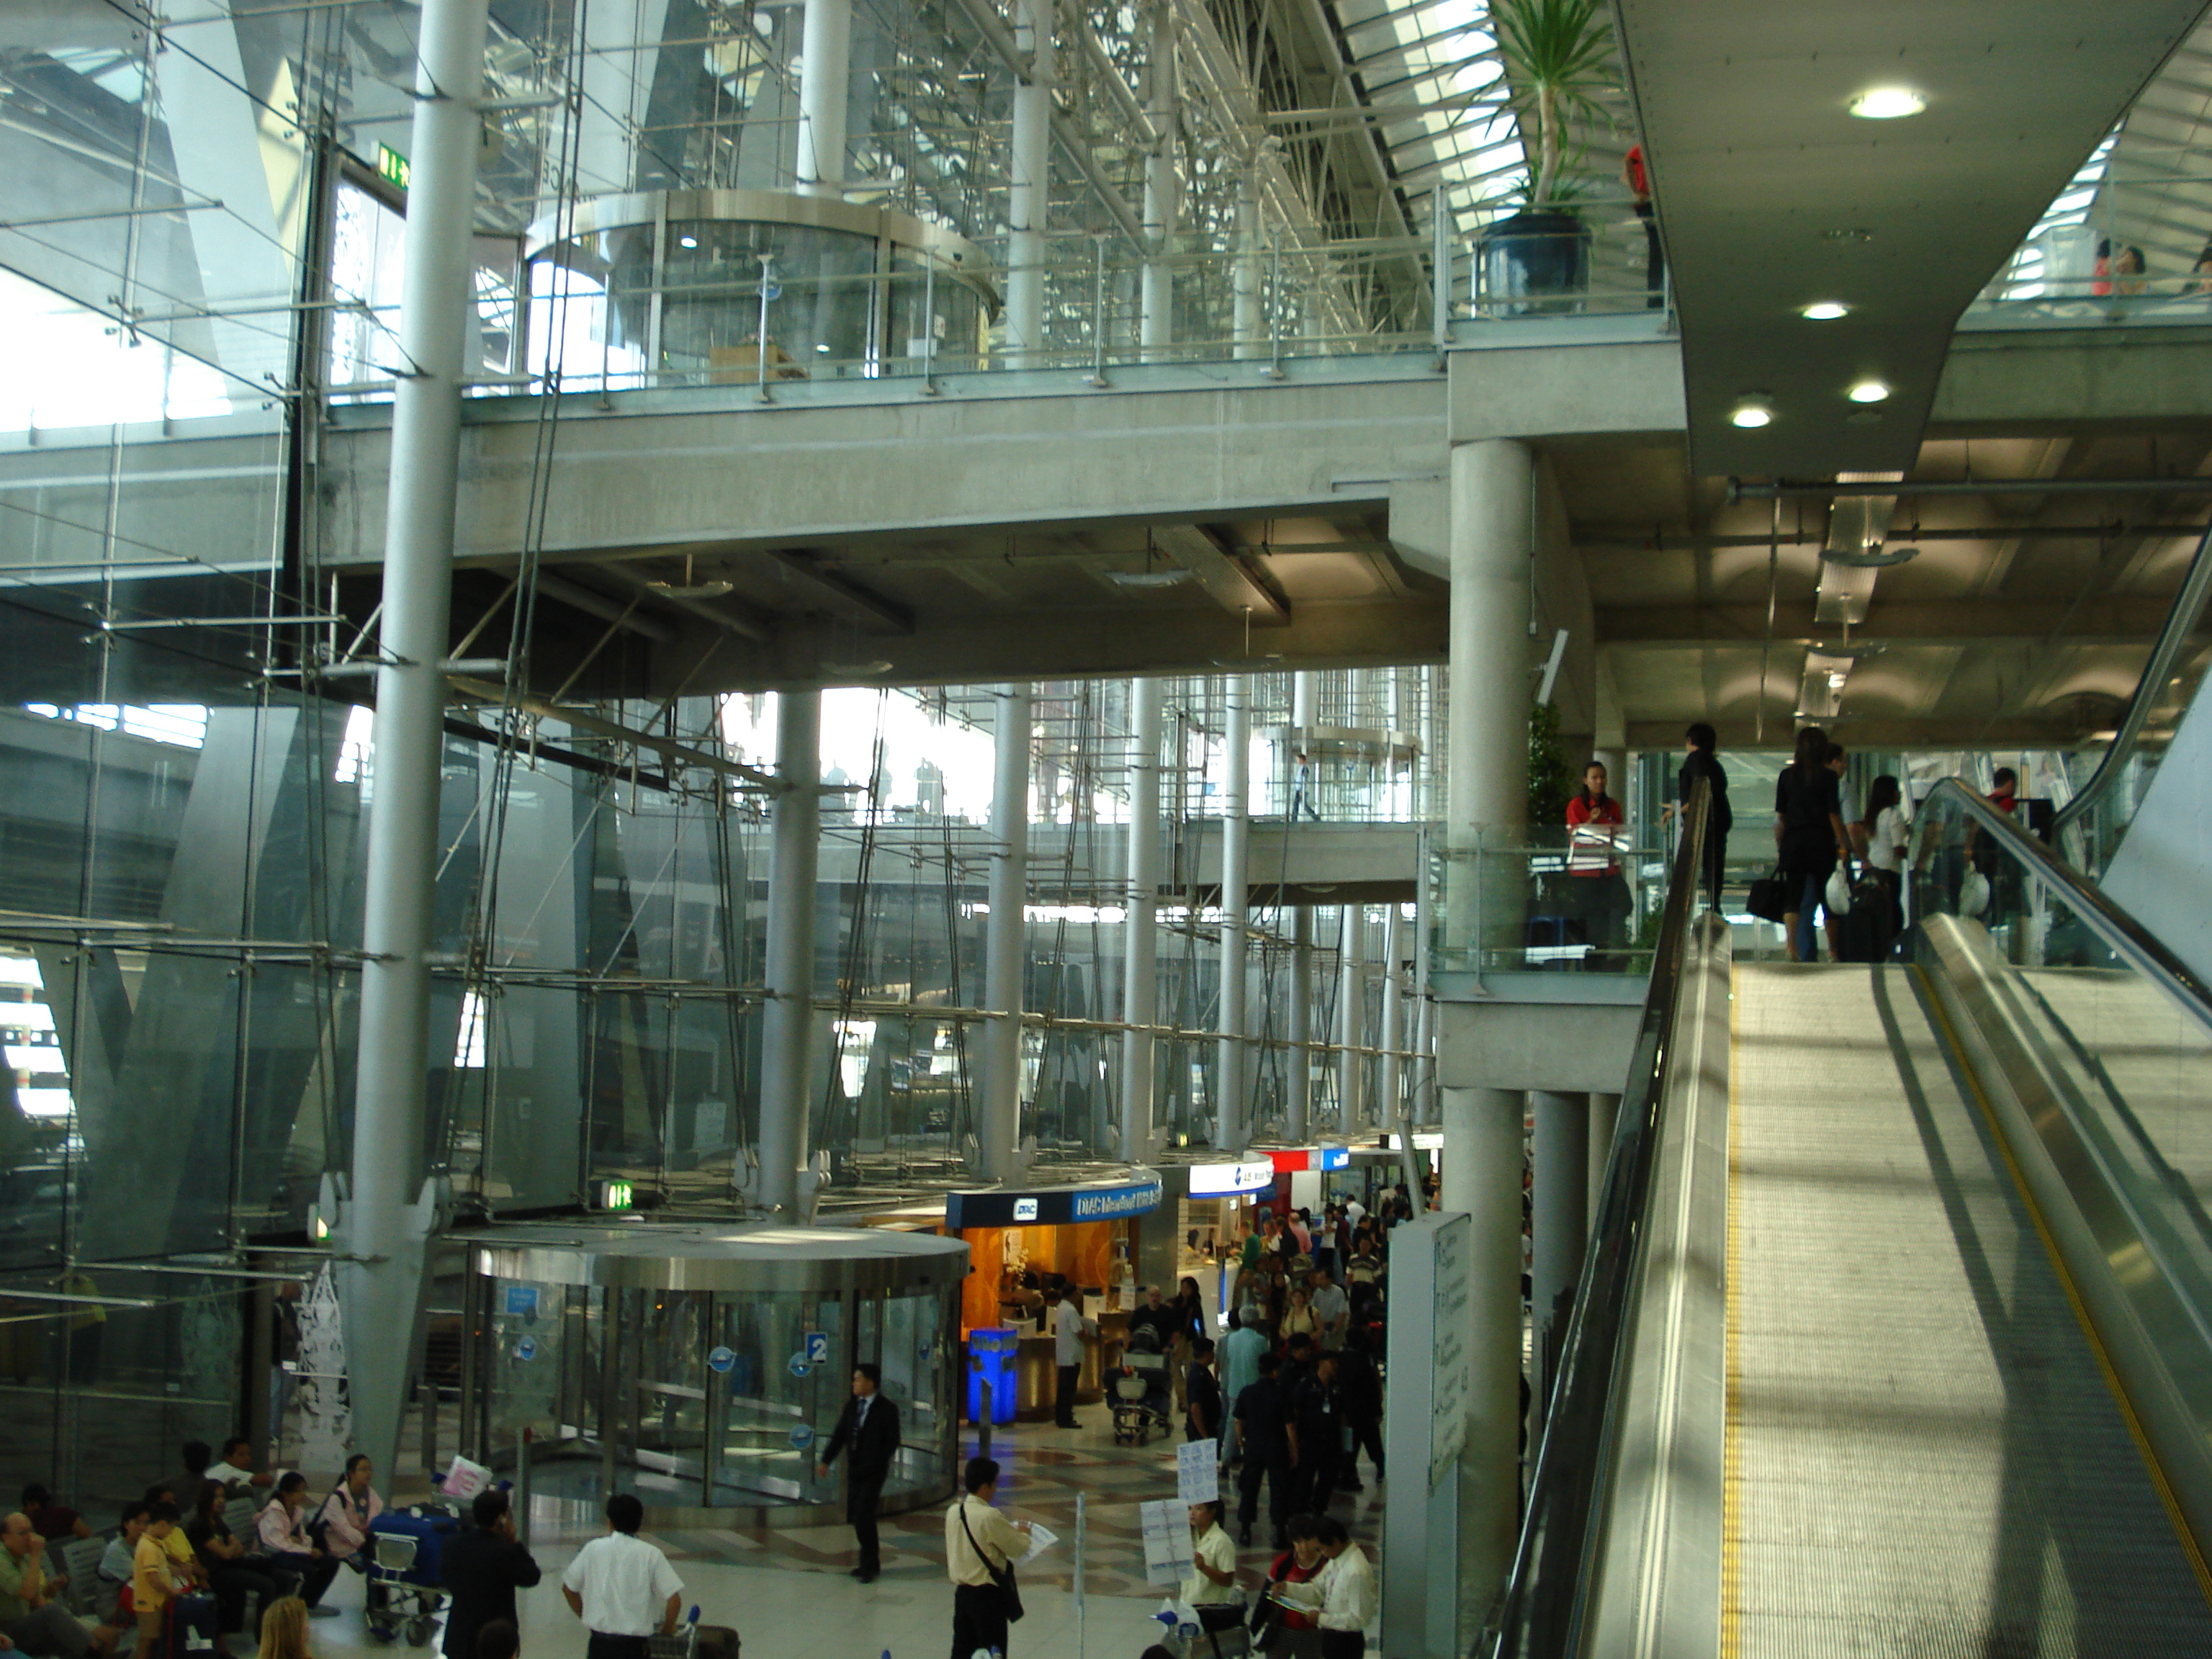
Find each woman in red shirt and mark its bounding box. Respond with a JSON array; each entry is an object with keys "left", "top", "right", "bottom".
[
  {"left": 1564, "top": 761, "right": 1631, "bottom": 968},
  {"left": 1254, "top": 1518, "right": 1327, "bottom": 1655}
]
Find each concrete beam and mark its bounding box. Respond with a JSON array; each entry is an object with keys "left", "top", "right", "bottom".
[
  {"left": 1596, "top": 598, "right": 2193, "bottom": 649},
  {"left": 1621, "top": 716, "right": 2102, "bottom": 749},
  {"left": 1435, "top": 994, "right": 1639, "bottom": 1099},
  {"left": 1156, "top": 522, "right": 1289, "bottom": 624}
]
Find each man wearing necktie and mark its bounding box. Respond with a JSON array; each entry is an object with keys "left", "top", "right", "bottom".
[{"left": 817, "top": 1364, "right": 902, "bottom": 1583}]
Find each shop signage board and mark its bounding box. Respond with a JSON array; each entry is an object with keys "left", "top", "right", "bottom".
[
  {"left": 945, "top": 1171, "right": 1164, "bottom": 1229},
  {"left": 1186, "top": 1158, "right": 1274, "bottom": 1198}
]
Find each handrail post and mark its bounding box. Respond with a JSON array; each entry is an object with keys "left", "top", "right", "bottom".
[
  {"left": 755, "top": 254, "right": 774, "bottom": 404},
  {"left": 1431, "top": 182, "right": 1451, "bottom": 364},
  {"left": 1086, "top": 236, "right": 1110, "bottom": 387},
  {"left": 920, "top": 256, "right": 940, "bottom": 397},
  {"left": 1263, "top": 231, "right": 1285, "bottom": 380}
]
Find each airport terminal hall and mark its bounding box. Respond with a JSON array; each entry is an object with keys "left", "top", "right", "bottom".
[{"left": 10, "top": 0, "right": 2212, "bottom": 1655}]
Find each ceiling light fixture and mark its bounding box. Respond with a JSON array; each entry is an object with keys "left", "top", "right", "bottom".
[
  {"left": 647, "top": 554, "right": 735, "bottom": 599},
  {"left": 1105, "top": 568, "right": 1195, "bottom": 588},
  {"left": 824, "top": 660, "right": 895, "bottom": 676},
  {"left": 1801, "top": 301, "right": 1849, "bottom": 321},
  {"left": 1846, "top": 379, "right": 1891, "bottom": 404},
  {"left": 678, "top": 234, "right": 699, "bottom": 249},
  {"left": 1730, "top": 396, "right": 1774, "bottom": 429},
  {"left": 1849, "top": 86, "right": 1925, "bottom": 120}
]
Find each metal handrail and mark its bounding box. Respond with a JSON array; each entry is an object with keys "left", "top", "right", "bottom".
[
  {"left": 1479, "top": 777, "right": 1712, "bottom": 1658},
  {"left": 2051, "top": 518, "right": 2212, "bottom": 840},
  {"left": 1921, "top": 777, "right": 2212, "bottom": 1036}
]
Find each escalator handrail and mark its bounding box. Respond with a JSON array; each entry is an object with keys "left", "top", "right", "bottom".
[
  {"left": 2050, "top": 517, "right": 2212, "bottom": 839},
  {"left": 1479, "top": 778, "right": 1714, "bottom": 1658},
  {"left": 1925, "top": 776, "right": 2212, "bottom": 1035}
]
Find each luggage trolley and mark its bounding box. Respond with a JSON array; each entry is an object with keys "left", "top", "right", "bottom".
[
  {"left": 366, "top": 1509, "right": 459, "bottom": 1646},
  {"left": 1110, "top": 1349, "right": 1173, "bottom": 1444}
]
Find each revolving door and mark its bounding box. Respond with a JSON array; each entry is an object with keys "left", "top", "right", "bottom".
[{"left": 462, "top": 1223, "right": 968, "bottom": 1523}]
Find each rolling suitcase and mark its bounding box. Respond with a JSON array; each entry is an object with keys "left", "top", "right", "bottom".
[{"left": 1834, "top": 872, "right": 1895, "bottom": 963}]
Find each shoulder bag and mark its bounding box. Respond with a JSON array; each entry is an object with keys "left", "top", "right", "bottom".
[
  {"left": 1746, "top": 866, "right": 1790, "bottom": 924},
  {"left": 958, "top": 1503, "right": 1024, "bottom": 1623}
]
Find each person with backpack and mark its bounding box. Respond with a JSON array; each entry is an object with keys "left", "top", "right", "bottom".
[
  {"left": 313, "top": 1457, "right": 382, "bottom": 1574},
  {"left": 254, "top": 1476, "right": 338, "bottom": 1617},
  {"left": 1772, "top": 726, "right": 1851, "bottom": 963}
]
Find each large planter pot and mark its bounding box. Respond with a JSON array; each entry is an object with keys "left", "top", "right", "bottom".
[{"left": 1477, "top": 210, "right": 1592, "bottom": 316}]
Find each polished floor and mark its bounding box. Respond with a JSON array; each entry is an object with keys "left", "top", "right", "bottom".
[{"left": 341, "top": 1408, "right": 1385, "bottom": 1659}]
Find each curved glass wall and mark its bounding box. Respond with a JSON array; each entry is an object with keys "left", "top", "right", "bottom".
[
  {"left": 525, "top": 191, "right": 994, "bottom": 390},
  {"left": 467, "top": 1223, "right": 965, "bottom": 1520}
]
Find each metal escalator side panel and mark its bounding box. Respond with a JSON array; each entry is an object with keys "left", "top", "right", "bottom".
[
  {"left": 1918, "top": 912, "right": 2212, "bottom": 1600},
  {"left": 1573, "top": 909, "right": 1732, "bottom": 1659}
]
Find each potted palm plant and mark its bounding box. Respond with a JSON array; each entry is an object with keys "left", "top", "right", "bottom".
[{"left": 1479, "top": 0, "right": 1614, "bottom": 313}]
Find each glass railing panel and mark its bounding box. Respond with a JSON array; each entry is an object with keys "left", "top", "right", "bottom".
[
  {"left": 1429, "top": 830, "right": 1673, "bottom": 979},
  {"left": 1912, "top": 783, "right": 2212, "bottom": 1329}
]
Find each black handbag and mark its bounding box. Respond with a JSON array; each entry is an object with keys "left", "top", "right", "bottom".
[
  {"left": 959, "top": 1503, "right": 1024, "bottom": 1623},
  {"left": 1746, "top": 866, "right": 1790, "bottom": 924}
]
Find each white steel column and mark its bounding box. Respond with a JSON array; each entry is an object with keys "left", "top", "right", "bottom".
[
  {"left": 982, "top": 685, "right": 1034, "bottom": 1179},
  {"left": 757, "top": 690, "right": 822, "bottom": 1217},
  {"left": 1120, "top": 678, "right": 1164, "bottom": 1160},
  {"left": 1004, "top": 0, "right": 1055, "bottom": 359},
  {"left": 795, "top": 0, "right": 852, "bottom": 197},
  {"left": 1139, "top": 0, "right": 1179, "bottom": 355},
  {"left": 1336, "top": 904, "right": 1364, "bottom": 1132},
  {"left": 1216, "top": 680, "right": 1249, "bottom": 1149},
  {"left": 1588, "top": 1089, "right": 1621, "bottom": 1216},
  {"left": 1378, "top": 904, "right": 1403, "bottom": 1133},
  {"left": 1287, "top": 907, "right": 1313, "bottom": 1139},
  {"left": 1440, "top": 436, "right": 1535, "bottom": 1611},
  {"left": 1232, "top": 166, "right": 1262, "bottom": 359},
  {"left": 337, "top": 0, "right": 493, "bottom": 1483},
  {"left": 1531, "top": 1090, "right": 1588, "bottom": 1330}
]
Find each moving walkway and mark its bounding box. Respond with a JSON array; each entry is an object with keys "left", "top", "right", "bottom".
[{"left": 1485, "top": 777, "right": 2212, "bottom": 1658}]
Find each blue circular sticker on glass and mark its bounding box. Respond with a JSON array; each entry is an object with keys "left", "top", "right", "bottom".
[
  {"left": 787, "top": 1353, "right": 813, "bottom": 1378},
  {"left": 707, "top": 1346, "right": 736, "bottom": 1375},
  {"left": 788, "top": 1425, "right": 814, "bottom": 1450},
  {"left": 515, "top": 1337, "right": 537, "bottom": 1363}
]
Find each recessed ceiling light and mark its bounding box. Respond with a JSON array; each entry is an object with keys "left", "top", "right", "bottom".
[
  {"left": 1802, "top": 301, "right": 1849, "bottom": 321},
  {"left": 1849, "top": 86, "right": 1925, "bottom": 120},
  {"left": 1846, "top": 379, "right": 1891, "bottom": 404},
  {"left": 1730, "top": 397, "right": 1773, "bottom": 429},
  {"left": 678, "top": 234, "right": 698, "bottom": 249}
]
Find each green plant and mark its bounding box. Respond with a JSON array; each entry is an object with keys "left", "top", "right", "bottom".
[
  {"left": 1528, "top": 700, "right": 1575, "bottom": 829},
  {"left": 1491, "top": 0, "right": 1615, "bottom": 212}
]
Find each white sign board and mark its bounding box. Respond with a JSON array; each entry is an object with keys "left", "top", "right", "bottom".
[
  {"left": 1428, "top": 1212, "right": 1472, "bottom": 1487},
  {"left": 1139, "top": 1498, "right": 1195, "bottom": 1586},
  {"left": 1176, "top": 1436, "right": 1220, "bottom": 1503}
]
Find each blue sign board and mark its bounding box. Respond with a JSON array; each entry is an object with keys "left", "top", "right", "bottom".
[
  {"left": 946, "top": 1171, "right": 1164, "bottom": 1229},
  {"left": 505, "top": 1286, "right": 539, "bottom": 1318},
  {"left": 788, "top": 1425, "right": 814, "bottom": 1450},
  {"left": 1316, "top": 1147, "right": 1350, "bottom": 1171},
  {"left": 804, "top": 1331, "right": 830, "bottom": 1364},
  {"left": 788, "top": 1353, "right": 813, "bottom": 1378},
  {"left": 707, "top": 1346, "right": 736, "bottom": 1375},
  {"left": 515, "top": 1336, "right": 537, "bottom": 1363}
]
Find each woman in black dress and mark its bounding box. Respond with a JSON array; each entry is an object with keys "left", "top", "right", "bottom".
[
  {"left": 1670, "top": 721, "right": 1733, "bottom": 904},
  {"left": 1772, "top": 725, "right": 1853, "bottom": 962}
]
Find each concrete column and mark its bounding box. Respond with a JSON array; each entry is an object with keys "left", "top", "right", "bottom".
[
  {"left": 1287, "top": 906, "right": 1313, "bottom": 1139},
  {"left": 1588, "top": 1089, "right": 1620, "bottom": 1218},
  {"left": 1217, "top": 680, "right": 1249, "bottom": 1149},
  {"left": 1378, "top": 904, "right": 1403, "bottom": 1132},
  {"left": 1004, "top": 0, "right": 1055, "bottom": 359},
  {"left": 1413, "top": 980, "right": 1437, "bottom": 1126},
  {"left": 1232, "top": 167, "right": 1262, "bottom": 360},
  {"left": 1442, "top": 437, "right": 1535, "bottom": 1611},
  {"left": 757, "top": 690, "right": 821, "bottom": 1218},
  {"left": 337, "top": 0, "right": 493, "bottom": 1483},
  {"left": 981, "top": 685, "right": 1034, "bottom": 1179},
  {"left": 1139, "top": 0, "right": 1178, "bottom": 355},
  {"left": 796, "top": 0, "right": 851, "bottom": 196},
  {"left": 1120, "top": 678, "right": 1164, "bottom": 1160},
  {"left": 1439, "top": 1083, "right": 1525, "bottom": 1600},
  {"left": 1418, "top": 662, "right": 1438, "bottom": 821},
  {"left": 1531, "top": 1090, "right": 1588, "bottom": 1332},
  {"left": 1336, "top": 904, "right": 1364, "bottom": 1132},
  {"left": 1292, "top": 671, "right": 1318, "bottom": 731}
]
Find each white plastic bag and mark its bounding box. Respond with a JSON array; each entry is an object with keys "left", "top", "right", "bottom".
[
  {"left": 1960, "top": 870, "right": 1991, "bottom": 917},
  {"left": 1824, "top": 868, "right": 1853, "bottom": 917}
]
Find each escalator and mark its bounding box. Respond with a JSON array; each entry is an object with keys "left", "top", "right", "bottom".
[{"left": 1484, "top": 777, "right": 2212, "bottom": 1658}]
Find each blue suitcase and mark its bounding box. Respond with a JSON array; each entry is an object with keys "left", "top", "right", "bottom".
[
  {"left": 165, "top": 1592, "right": 220, "bottom": 1658},
  {"left": 369, "top": 1510, "right": 459, "bottom": 1586}
]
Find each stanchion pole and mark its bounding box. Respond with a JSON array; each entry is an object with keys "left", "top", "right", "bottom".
[{"left": 1074, "top": 1491, "right": 1087, "bottom": 1659}]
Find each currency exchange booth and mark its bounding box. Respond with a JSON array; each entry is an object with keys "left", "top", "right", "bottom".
[{"left": 460, "top": 1222, "right": 968, "bottom": 1525}]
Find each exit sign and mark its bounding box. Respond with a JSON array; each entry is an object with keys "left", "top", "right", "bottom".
[
  {"left": 598, "top": 1178, "right": 634, "bottom": 1210},
  {"left": 377, "top": 143, "right": 410, "bottom": 191}
]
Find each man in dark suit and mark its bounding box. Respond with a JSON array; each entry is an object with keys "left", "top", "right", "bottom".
[
  {"left": 815, "top": 1363, "right": 901, "bottom": 1582},
  {"left": 439, "top": 1490, "right": 541, "bottom": 1659}
]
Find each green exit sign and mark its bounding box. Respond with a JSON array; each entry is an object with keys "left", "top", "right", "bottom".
[
  {"left": 377, "top": 143, "right": 410, "bottom": 192},
  {"left": 600, "top": 1179, "right": 634, "bottom": 1210}
]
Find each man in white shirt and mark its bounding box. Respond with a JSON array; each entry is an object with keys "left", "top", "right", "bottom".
[
  {"left": 1046, "top": 1287, "right": 1094, "bottom": 1429},
  {"left": 202, "top": 1437, "right": 271, "bottom": 1495},
  {"left": 1311, "top": 1516, "right": 1375, "bottom": 1658},
  {"left": 1308, "top": 1270, "right": 1349, "bottom": 1352},
  {"left": 559, "top": 1494, "right": 683, "bottom": 1659},
  {"left": 1342, "top": 1197, "right": 1365, "bottom": 1229},
  {"left": 945, "top": 1458, "right": 1029, "bottom": 1659}
]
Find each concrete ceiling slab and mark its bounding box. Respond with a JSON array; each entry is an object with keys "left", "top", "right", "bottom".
[{"left": 1618, "top": 0, "right": 2210, "bottom": 477}]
